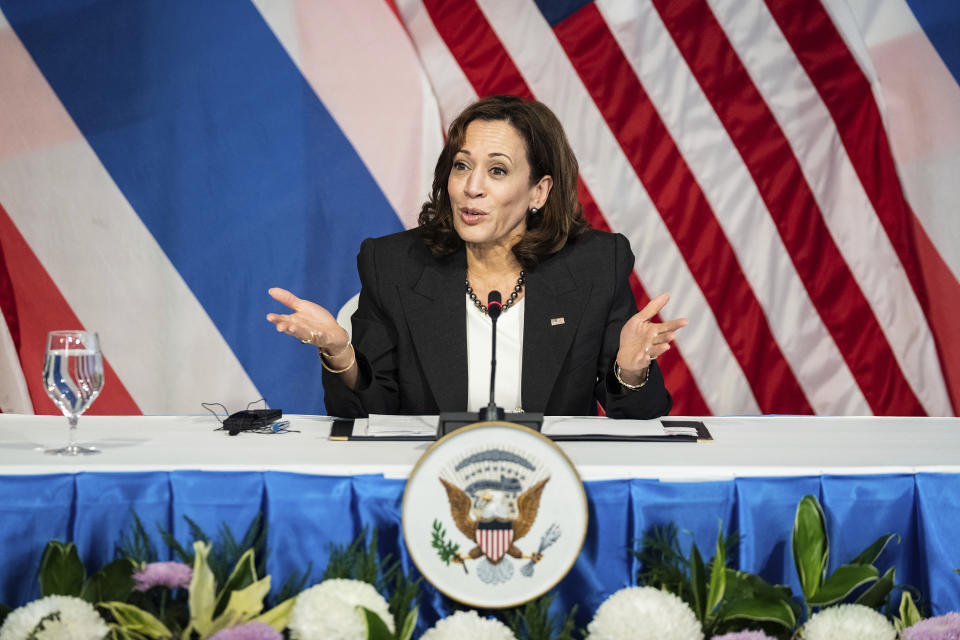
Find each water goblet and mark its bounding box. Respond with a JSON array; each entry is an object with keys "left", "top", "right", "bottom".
[{"left": 42, "top": 330, "right": 104, "bottom": 456}]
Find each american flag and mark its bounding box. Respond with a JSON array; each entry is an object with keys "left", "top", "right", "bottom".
[{"left": 1, "top": 0, "right": 957, "bottom": 417}]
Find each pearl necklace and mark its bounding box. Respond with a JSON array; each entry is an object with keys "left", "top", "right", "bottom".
[{"left": 465, "top": 271, "right": 525, "bottom": 314}]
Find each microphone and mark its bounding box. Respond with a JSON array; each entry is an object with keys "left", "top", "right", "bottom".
[
  {"left": 436, "top": 289, "right": 543, "bottom": 436},
  {"left": 479, "top": 291, "right": 506, "bottom": 422},
  {"left": 487, "top": 290, "right": 503, "bottom": 320}
]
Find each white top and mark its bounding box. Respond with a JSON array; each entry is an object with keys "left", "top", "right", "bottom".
[{"left": 465, "top": 295, "right": 524, "bottom": 412}]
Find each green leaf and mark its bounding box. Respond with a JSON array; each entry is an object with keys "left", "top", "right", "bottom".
[
  {"left": 235, "top": 513, "right": 269, "bottom": 579},
  {"left": 108, "top": 627, "right": 153, "bottom": 640},
  {"left": 361, "top": 606, "right": 394, "bottom": 640},
  {"left": 100, "top": 601, "right": 172, "bottom": 638},
  {"left": 323, "top": 526, "right": 380, "bottom": 586},
  {"left": 39, "top": 540, "right": 86, "bottom": 597},
  {"left": 185, "top": 541, "right": 216, "bottom": 637},
  {"left": 398, "top": 607, "right": 418, "bottom": 640},
  {"left": 898, "top": 591, "right": 923, "bottom": 630},
  {"left": 155, "top": 521, "right": 194, "bottom": 567},
  {"left": 808, "top": 563, "right": 878, "bottom": 606},
  {"left": 115, "top": 509, "right": 157, "bottom": 564},
  {"left": 634, "top": 523, "right": 691, "bottom": 597},
  {"left": 854, "top": 566, "right": 895, "bottom": 609},
  {"left": 208, "top": 575, "right": 271, "bottom": 634},
  {"left": 724, "top": 569, "right": 795, "bottom": 604},
  {"left": 850, "top": 534, "right": 898, "bottom": 566},
  {"left": 503, "top": 591, "right": 580, "bottom": 640},
  {"left": 81, "top": 558, "right": 136, "bottom": 604},
  {"left": 722, "top": 597, "right": 796, "bottom": 629},
  {"left": 792, "top": 495, "right": 828, "bottom": 601},
  {"left": 706, "top": 530, "right": 726, "bottom": 616},
  {"left": 275, "top": 561, "right": 312, "bottom": 604},
  {"left": 213, "top": 548, "right": 258, "bottom": 619},
  {"left": 253, "top": 596, "right": 296, "bottom": 631},
  {"left": 689, "top": 542, "right": 706, "bottom": 621},
  {"left": 386, "top": 561, "right": 421, "bottom": 637}
]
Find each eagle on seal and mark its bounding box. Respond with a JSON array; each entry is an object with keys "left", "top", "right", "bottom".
[{"left": 438, "top": 447, "right": 550, "bottom": 578}]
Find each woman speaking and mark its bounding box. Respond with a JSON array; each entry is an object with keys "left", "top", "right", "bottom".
[{"left": 267, "top": 95, "right": 687, "bottom": 419}]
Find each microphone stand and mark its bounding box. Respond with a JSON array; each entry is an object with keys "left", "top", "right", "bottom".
[
  {"left": 437, "top": 290, "right": 543, "bottom": 436},
  {"left": 478, "top": 292, "right": 505, "bottom": 422}
]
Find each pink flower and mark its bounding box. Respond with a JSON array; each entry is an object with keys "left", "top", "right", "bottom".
[
  {"left": 132, "top": 561, "right": 193, "bottom": 591},
  {"left": 208, "top": 622, "right": 283, "bottom": 640},
  {"left": 903, "top": 613, "right": 960, "bottom": 640},
  {"left": 711, "top": 632, "right": 778, "bottom": 640}
]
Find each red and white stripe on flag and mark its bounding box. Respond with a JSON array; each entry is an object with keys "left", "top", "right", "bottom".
[
  {"left": 395, "top": 0, "right": 960, "bottom": 417},
  {"left": 478, "top": 525, "right": 515, "bottom": 563}
]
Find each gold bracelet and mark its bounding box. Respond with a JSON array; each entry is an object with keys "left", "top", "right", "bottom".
[
  {"left": 318, "top": 340, "right": 351, "bottom": 359},
  {"left": 614, "top": 361, "right": 649, "bottom": 390},
  {"left": 320, "top": 342, "right": 355, "bottom": 374}
]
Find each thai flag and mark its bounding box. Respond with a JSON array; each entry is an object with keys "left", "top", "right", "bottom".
[{"left": 1, "top": 0, "right": 958, "bottom": 417}]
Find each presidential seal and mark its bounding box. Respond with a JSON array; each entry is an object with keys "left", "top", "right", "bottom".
[{"left": 402, "top": 422, "right": 587, "bottom": 608}]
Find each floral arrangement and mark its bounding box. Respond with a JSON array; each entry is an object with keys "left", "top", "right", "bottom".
[
  {"left": 0, "top": 496, "right": 957, "bottom": 640},
  {"left": 288, "top": 579, "right": 394, "bottom": 640},
  {"left": 419, "top": 610, "right": 516, "bottom": 639},
  {"left": 0, "top": 595, "right": 109, "bottom": 639},
  {"left": 586, "top": 586, "right": 703, "bottom": 640},
  {"left": 632, "top": 495, "right": 957, "bottom": 640},
  {"left": 0, "top": 521, "right": 418, "bottom": 640},
  {"left": 798, "top": 603, "right": 897, "bottom": 639},
  {"left": 901, "top": 612, "right": 960, "bottom": 640},
  {"left": 709, "top": 632, "right": 778, "bottom": 640}
]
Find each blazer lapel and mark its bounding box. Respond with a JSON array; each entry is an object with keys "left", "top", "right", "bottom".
[
  {"left": 522, "top": 251, "right": 590, "bottom": 412},
  {"left": 400, "top": 250, "right": 468, "bottom": 411}
]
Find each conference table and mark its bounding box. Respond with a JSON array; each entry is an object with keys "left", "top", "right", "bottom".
[{"left": 1, "top": 414, "right": 958, "bottom": 624}]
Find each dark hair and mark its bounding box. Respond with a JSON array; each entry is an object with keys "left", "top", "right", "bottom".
[{"left": 417, "top": 95, "right": 588, "bottom": 270}]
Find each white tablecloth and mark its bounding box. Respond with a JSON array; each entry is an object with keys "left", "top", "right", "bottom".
[{"left": 2, "top": 414, "right": 958, "bottom": 480}]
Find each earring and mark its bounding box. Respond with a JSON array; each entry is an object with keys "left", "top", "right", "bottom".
[{"left": 527, "top": 206, "right": 543, "bottom": 229}]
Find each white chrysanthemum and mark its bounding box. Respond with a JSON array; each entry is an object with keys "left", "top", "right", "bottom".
[
  {"left": 0, "top": 595, "right": 108, "bottom": 640},
  {"left": 288, "top": 578, "right": 394, "bottom": 640},
  {"left": 800, "top": 604, "right": 896, "bottom": 640},
  {"left": 587, "top": 586, "right": 703, "bottom": 640},
  {"left": 420, "top": 610, "right": 516, "bottom": 640}
]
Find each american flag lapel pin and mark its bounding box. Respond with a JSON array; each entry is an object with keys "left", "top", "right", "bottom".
[{"left": 551, "top": 317, "right": 565, "bottom": 326}]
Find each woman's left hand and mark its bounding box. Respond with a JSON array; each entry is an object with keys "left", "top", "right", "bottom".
[{"left": 616, "top": 293, "right": 688, "bottom": 384}]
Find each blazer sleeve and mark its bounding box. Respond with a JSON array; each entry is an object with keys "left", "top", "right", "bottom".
[
  {"left": 595, "top": 234, "right": 673, "bottom": 419},
  {"left": 322, "top": 238, "right": 401, "bottom": 417}
]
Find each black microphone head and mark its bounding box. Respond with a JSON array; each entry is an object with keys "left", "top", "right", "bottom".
[{"left": 487, "top": 290, "right": 503, "bottom": 319}]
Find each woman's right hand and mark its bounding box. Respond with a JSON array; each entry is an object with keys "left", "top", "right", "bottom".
[{"left": 266, "top": 287, "right": 350, "bottom": 354}]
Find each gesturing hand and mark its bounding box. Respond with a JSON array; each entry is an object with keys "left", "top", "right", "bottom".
[
  {"left": 266, "top": 287, "right": 349, "bottom": 355},
  {"left": 616, "top": 293, "right": 688, "bottom": 384}
]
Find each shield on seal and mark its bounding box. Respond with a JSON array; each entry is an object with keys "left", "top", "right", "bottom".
[{"left": 477, "top": 520, "right": 514, "bottom": 562}]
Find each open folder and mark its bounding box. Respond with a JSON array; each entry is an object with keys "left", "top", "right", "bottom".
[{"left": 329, "top": 415, "right": 712, "bottom": 442}]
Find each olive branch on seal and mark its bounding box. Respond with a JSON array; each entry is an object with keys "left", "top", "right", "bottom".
[{"left": 431, "top": 519, "right": 460, "bottom": 565}]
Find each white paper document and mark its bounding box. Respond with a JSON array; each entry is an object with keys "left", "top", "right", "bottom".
[
  {"left": 362, "top": 414, "right": 438, "bottom": 437},
  {"left": 541, "top": 416, "right": 697, "bottom": 438},
  {"left": 359, "top": 414, "right": 698, "bottom": 439}
]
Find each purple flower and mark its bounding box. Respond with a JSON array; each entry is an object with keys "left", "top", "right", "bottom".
[
  {"left": 208, "top": 622, "right": 283, "bottom": 640},
  {"left": 132, "top": 561, "right": 193, "bottom": 591},
  {"left": 904, "top": 613, "right": 960, "bottom": 640},
  {"left": 711, "top": 632, "right": 778, "bottom": 640}
]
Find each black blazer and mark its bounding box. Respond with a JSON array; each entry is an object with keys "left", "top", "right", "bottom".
[{"left": 323, "top": 228, "right": 672, "bottom": 418}]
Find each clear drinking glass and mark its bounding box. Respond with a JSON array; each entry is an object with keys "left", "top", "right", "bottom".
[{"left": 42, "top": 330, "right": 104, "bottom": 456}]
